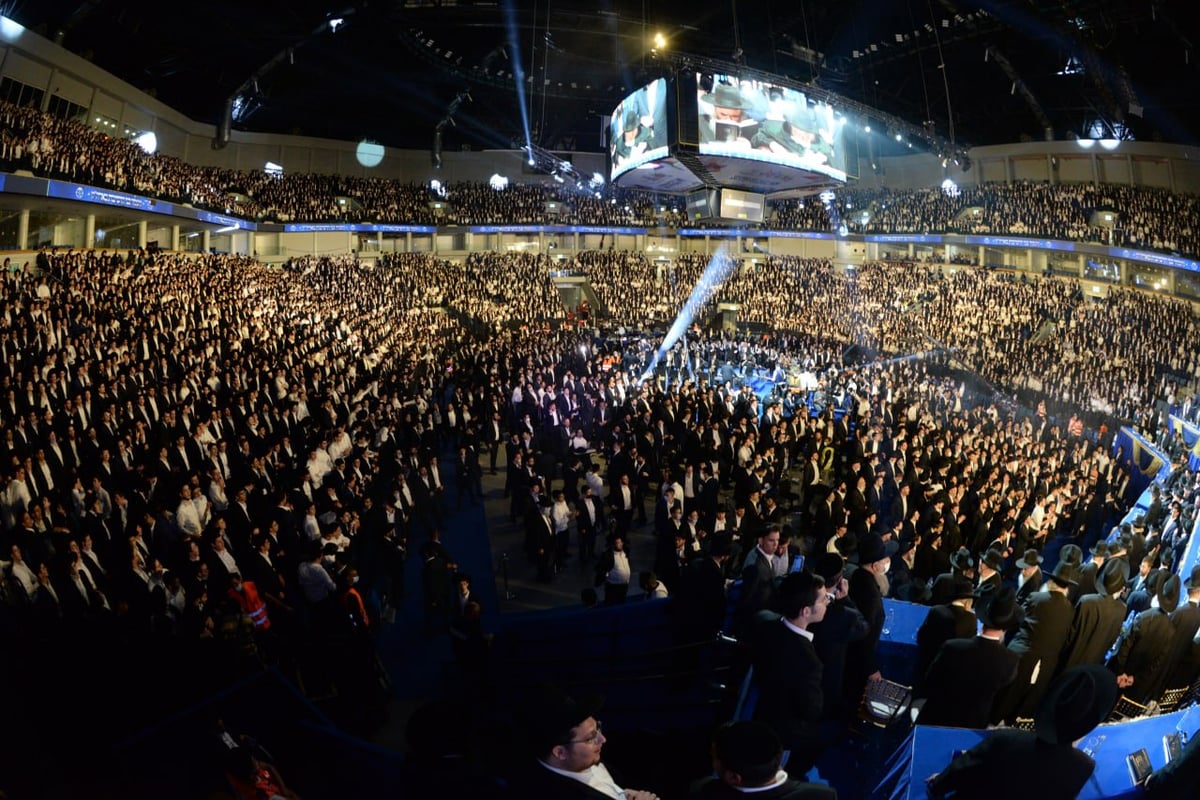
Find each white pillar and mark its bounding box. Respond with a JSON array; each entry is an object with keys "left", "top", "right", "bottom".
[
  {"left": 137, "top": 221, "right": 148, "bottom": 249},
  {"left": 17, "top": 210, "right": 30, "bottom": 250},
  {"left": 171, "top": 225, "right": 180, "bottom": 251},
  {"left": 84, "top": 215, "right": 96, "bottom": 249},
  {"left": 202, "top": 230, "right": 211, "bottom": 253}
]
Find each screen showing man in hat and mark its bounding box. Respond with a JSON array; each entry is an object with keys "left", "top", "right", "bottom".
[{"left": 697, "top": 79, "right": 759, "bottom": 147}]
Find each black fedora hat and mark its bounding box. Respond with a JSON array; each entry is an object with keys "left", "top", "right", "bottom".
[
  {"left": 1015, "top": 548, "right": 1043, "bottom": 570},
  {"left": 857, "top": 533, "right": 887, "bottom": 566},
  {"left": 950, "top": 548, "right": 974, "bottom": 573},
  {"left": 1047, "top": 561, "right": 1079, "bottom": 588},
  {"left": 1184, "top": 565, "right": 1200, "bottom": 591},
  {"left": 1034, "top": 665, "right": 1119, "bottom": 745},
  {"left": 1100, "top": 558, "right": 1130, "bottom": 596},
  {"left": 975, "top": 583, "right": 1017, "bottom": 630},
  {"left": 1089, "top": 541, "right": 1109, "bottom": 559},
  {"left": 813, "top": 553, "right": 845, "bottom": 588},
  {"left": 1059, "top": 544, "right": 1084, "bottom": 567},
  {"left": 980, "top": 548, "right": 1005, "bottom": 573},
  {"left": 702, "top": 82, "right": 749, "bottom": 110},
  {"left": 1159, "top": 574, "right": 1182, "bottom": 614},
  {"left": 949, "top": 576, "right": 976, "bottom": 602}
]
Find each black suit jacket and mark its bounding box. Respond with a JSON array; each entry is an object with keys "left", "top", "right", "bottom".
[
  {"left": 916, "top": 636, "right": 1019, "bottom": 728},
  {"left": 751, "top": 616, "right": 824, "bottom": 760},
  {"left": 689, "top": 777, "right": 836, "bottom": 800},
  {"left": 1059, "top": 593, "right": 1127, "bottom": 675},
  {"left": 1108, "top": 607, "right": 1175, "bottom": 703},
  {"left": 915, "top": 603, "right": 977, "bottom": 694},
  {"left": 509, "top": 761, "right": 629, "bottom": 800},
  {"left": 927, "top": 730, "right": 1095, "bottom": 800},
  {"left": 846, "top": 567, "right": 885, "bottom": 687}
]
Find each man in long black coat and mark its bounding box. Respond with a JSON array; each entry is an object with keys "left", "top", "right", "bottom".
[
  {"left": 807, "top": 553, "right": 869, "bottom": 722},
  {"left": 914, "top": 577, "right": 977, "bottom": 695},
  {"left": 1058, "top": 558, "right": 1128, "bottom": 675},
  {"left": 844, "top": 534, "right": 889, "bottom": 710},
  {"left": 992, "top": 562, "right": 1076, "bottom": 722},
  {"left": 915, "top": 584, "right": 1021, "bottom": 729},
  {"left": 1109, "top": 573, "right": 1181, "bottom": 704},
  {"left": 926, "top": 665, "right": 1118, "bottom": 800}
]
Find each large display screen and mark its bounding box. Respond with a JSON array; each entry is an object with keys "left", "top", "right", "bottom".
[
  {"left": 696, "top": 73, "right": 849, "bottom": 183},
  {"left": 719, "top": 189, "right": 765, "bottom": 223},
  {"left": 609, "top": 78, "right": 670, "bottom": 181}
]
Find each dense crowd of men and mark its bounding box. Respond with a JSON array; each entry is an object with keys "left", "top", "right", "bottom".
[
  {"left": 1, "top": 235, "right": 1199, "bottom": 795},
  {"left": 4, "top": 99, "right": 1200, "bottom": 256}
]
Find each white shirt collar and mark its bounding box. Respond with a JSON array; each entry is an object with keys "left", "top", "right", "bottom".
[
  {"left": 537, "top": 762, "right": 624, "bottom": 800},
  {"left": 732, "top": 769, "right": 790, "bottom": 793},
  {"left": 781, "top": 617, "right": 813, "bottom": 641}
]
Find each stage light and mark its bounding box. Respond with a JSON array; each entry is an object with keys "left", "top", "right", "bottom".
[
  {"left": 0, "top": 15, "right": 25, "bottom": 39},
  {"left": 653, "top": 32, "right": 667, "bottom": 50},
  {"left": 429, "top": 179, "right": 447, "bottom": 197},
  {"left": 864, "top": 125, "right": 871, "bottom": 133},
  {"left": 489, "top": 174, "right": 509, "bottom": 190},
  {"left": 356, "top": 140, "right": 384, "bottom": 168},
  {"left": 328, "top": 17, "right": 345, "bottom": 32},
  {"left": 135, "top": 131, "right": 158, "bottom": 155},
  {"left": 1076, "top": 138, "right": 1095, "bottom": 149},
  {"left": 1098, "top": 139, "right": 1120, "bottom": 150},
  {"left": 941, "top": 177, "right": 960, "bottom": 198},
  {"left": 895, "top": 133, "right": 902, "bottom": 141},
  {"left": 590, "top": 172, "right": 605, "bottom": 186},
  {"left": 265, "top": 161, "right": 284, "bottom": 177}
]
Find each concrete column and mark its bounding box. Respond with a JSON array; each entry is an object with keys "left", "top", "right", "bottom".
[
  {"left": 406, "top": 232, "right": 412, "bottom": 253},
  {"left": 978, "top": 246, "right": 985, "bottom": 266},
  {"left": 1127, "top": 154, "right": 1135, "bottom": 186},
  {"left": 17, "top": 210, "right": 30, "bottom": 250},
  {"left": 202, "top": 230, "right": 211, "bottom": 253},
  {"left": 171, "top": 225, "right": 180, "bottom": 251},
  {"left": 1091, "top": 154, "right": 1099, "bottom": 185},
  {"left": 84, "top": 215, "right": 96, "bottom": 249},
  {"left": 137, "top": 221, "right": 148, "bottom": 249}
]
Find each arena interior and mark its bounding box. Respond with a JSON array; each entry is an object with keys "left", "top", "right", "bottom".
[{"left": 1, "top": 2, "right": 1200, "bottom": 798}]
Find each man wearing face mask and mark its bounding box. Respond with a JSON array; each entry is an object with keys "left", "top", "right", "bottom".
[
  {"left": 227, "top": 572, "right": 271, "bottom": 631},
  {"left": 845, "top": 533, "right": 890, "bottom": 710}
]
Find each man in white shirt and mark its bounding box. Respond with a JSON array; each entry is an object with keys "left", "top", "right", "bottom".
[{"left": 514, "top": 689, "right": 659, "bottom": 800}]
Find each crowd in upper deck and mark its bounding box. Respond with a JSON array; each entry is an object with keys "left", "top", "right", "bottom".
[{"left": 2, "top": 99, "right": 1198, "bottom": 255}]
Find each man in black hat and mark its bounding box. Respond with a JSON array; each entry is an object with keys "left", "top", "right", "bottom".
[
  {"left": 976, "top": 548, "right": 1003, "bottom": 593},
  {"left": 1058, "top": 558, "right": 1129, "bottom": 675},
  {"left": 928, "top": 547, "right": 974, "bottom": 606},
  {"left": 1074, "top": 541, "right": 1108, "bottom": 601},
  {"left": 700, "top": 82, "right": 756, "bottom": 145},
  {"left": 749, "top": 571, "right": 828, "bottom": 775},
  {"left": 1109, "top": 573, "right": 1180, "bottom": 703},
  {"left": 1013, "top": 548, "right": 1044, "bottom": 607},
  {"left": 845, "top": 533, "right": 890, "bottom": 706},
  {"left": 993, "top": 561, "right": 1077, "bottom": 723},
  {"left": 808, "top": 552, "right": 868, "bottom": 723},
  {"left": 1162, "top": 565, "right": 1200, "bottom": 692},
  {"left": 514, "top": 687, "right": 659, "bottom": 800},
  {"left": 925, "top": 665, "right": 1118, "bottom": 799},
  {"left": 914, "top": 584, "right": 1020, "bottom": 729},
  {"left": 913, "top": 577, "right": 977, "bottom": 696},
  {"left": 689, "top": 720, "right": 836, "bottom": 799}
]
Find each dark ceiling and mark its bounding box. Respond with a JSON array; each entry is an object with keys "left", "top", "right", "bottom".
[{"left": 10, "top": 0, "right": 1198, "bottom": 159}]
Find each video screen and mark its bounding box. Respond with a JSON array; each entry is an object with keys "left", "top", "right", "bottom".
[
  {"left": 719, "top": 189, "right": 764, "bottom": 223},
  {"left": 609, "top": 78, "right": 670, "bottom": 181},
  {"left": 696, "top": 73, "right": 849, "bottom": 182}
]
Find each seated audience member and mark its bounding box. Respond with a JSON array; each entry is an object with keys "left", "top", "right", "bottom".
[
  {"left": 512, "top": 687, "right": 659, "bottom": 799},
  {"left": 689, "top": 720, "right": 836, "bottom": 799}
]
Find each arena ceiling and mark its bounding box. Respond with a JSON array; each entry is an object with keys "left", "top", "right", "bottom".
[{"left": 10, "top": 0, "right": 1198, "bottom": 159}]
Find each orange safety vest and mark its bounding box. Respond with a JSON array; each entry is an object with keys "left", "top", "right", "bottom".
[
  {"left": 344, "top": 586, "right": 370, "bottom": 628},
  {"left": 230, "top": 581, "right": 271, "bottom": 630}
]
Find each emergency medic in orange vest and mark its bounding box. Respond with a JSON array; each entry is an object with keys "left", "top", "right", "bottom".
[{"left": 228, "top": 573, "right": 271, "bottom": 630}]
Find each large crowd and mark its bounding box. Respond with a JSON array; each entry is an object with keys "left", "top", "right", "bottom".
[
  {"left": 1, "top": 240, "right": 1199, "bottom": 796},
  {"left": 3, "top": 99, "right": 1200, "bottom": 255}
]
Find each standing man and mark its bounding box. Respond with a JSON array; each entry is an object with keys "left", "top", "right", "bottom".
[
  {"left": 1058, "top": 559, "right": 1128, "bottom": 675},
  {"left": 749, "top": 571, "right": 828, "bottom": 776},
  {"left": 914, "top": 584, "right": 1021, "bottom": 729}
]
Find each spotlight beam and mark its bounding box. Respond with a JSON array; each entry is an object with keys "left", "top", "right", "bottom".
[
  {"left": 642, "top": 245, "right": 738, "bottom": 382},
  {"left": 502, "top": 1, "right": 534, "bottom": 155}
]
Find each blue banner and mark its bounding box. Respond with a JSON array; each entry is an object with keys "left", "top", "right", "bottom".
[
  {"left": 1109, "top": 247, "right": 1200, "bottom": 273},
  {"left": 963, "top": 235, "right": 1076, "bottom": 251},
  {"left": 865, "top": 233, "right": 943, "bottom": 244},
  {"left": 1167, "top": 414, "right": 1200, "bottom": 471},
  {"left": 196, "top": 210, "right": 255, "bottom": 230},
  {"left": 282, "top": 222, "right": 436, "bottom": 234},
  {"left": 46, "top": 180, "right": 172, "bottom": 214},
  {"left": 1113, "top": 426, "right": 1171, "bottom": 497}
]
